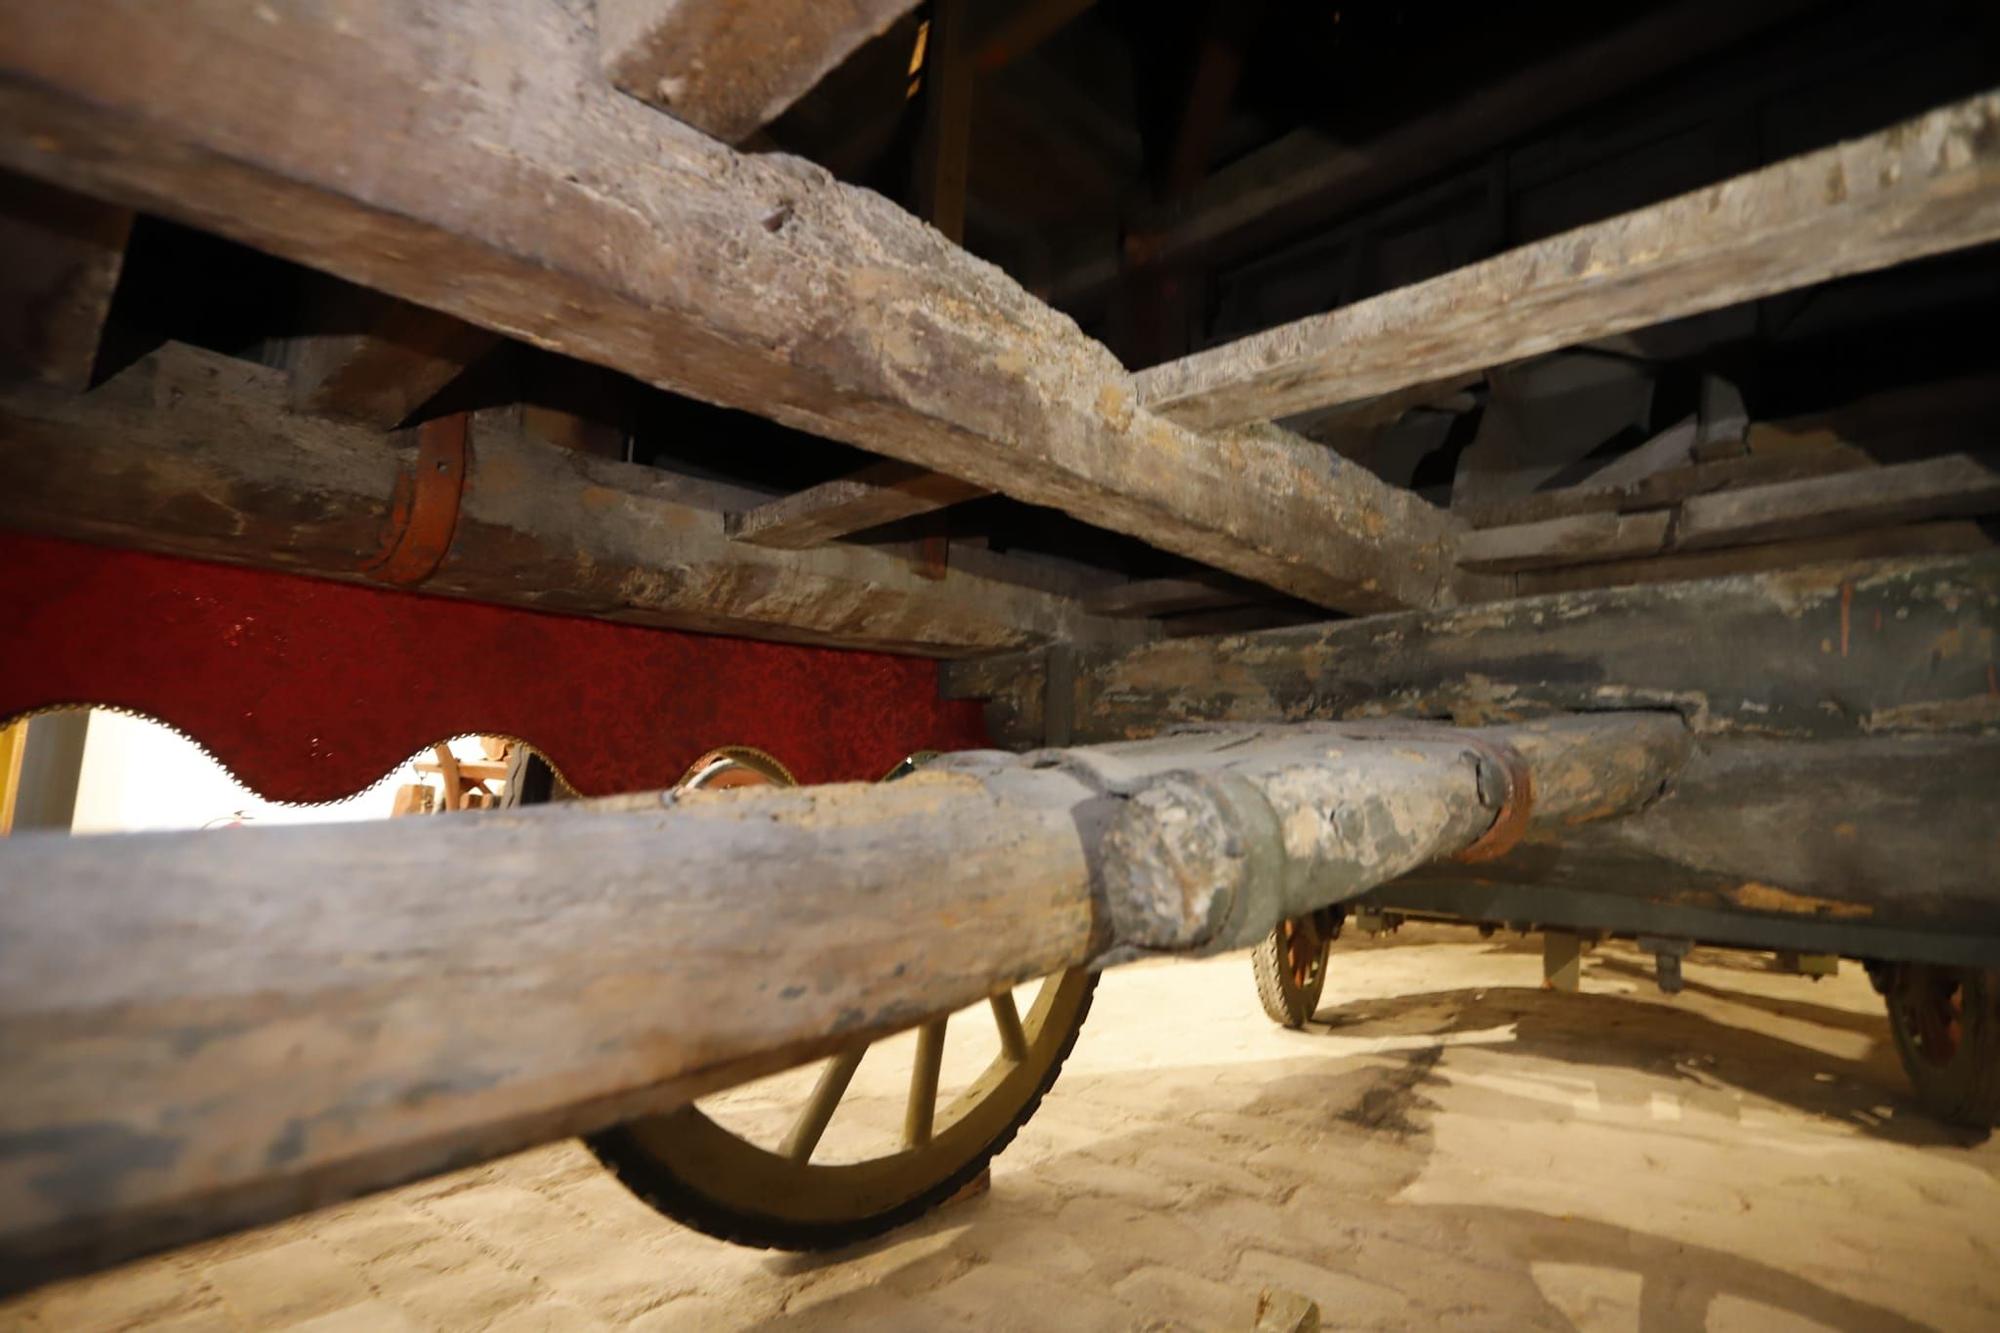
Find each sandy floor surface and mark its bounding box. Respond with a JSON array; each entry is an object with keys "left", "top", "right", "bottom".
[{"left": 7, "top": 928, "right": 1998, "bottom": 1331}]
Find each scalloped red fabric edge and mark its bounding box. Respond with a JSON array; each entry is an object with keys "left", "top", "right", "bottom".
[{"left": 0, "top": 532, "right": 992, "bottom": 802}]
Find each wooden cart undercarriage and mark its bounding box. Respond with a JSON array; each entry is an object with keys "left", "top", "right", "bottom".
[{"left": 1, "top": 0, "right": 1997, "bottom": 1297}]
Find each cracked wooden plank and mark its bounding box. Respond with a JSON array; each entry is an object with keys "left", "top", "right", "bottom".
[
  {"left": 0, "top": 344, "right": 1121, "bottom": 655},
  {"left": 1134, "top": 90, "right": 2000, "bottom": 432},
  {"left": 0, "top": 0, "right": 1462, "bottom": 613},
  {"left": 597, "top": 0, "right": 921, "bottom": 143}
]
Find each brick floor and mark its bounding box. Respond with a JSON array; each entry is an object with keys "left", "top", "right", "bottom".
[{"left": 8, "top": 932, "right": 1999, "bottom": 1330}]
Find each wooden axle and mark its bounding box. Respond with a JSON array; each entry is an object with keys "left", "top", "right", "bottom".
[{"left": 0, "top": 713, "right": 1683, "bottom": 1289}]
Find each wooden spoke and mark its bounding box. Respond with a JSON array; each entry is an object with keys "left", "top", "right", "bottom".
[
  {"left": 904, "top": 1017, "right": 948, "bottom": 1148},
  {"left": 779, "top": 1044, "right": 867, "bottom": 1164},
  {"left": 989, "top": 991, "right": 1029, "bottom": 1063}
]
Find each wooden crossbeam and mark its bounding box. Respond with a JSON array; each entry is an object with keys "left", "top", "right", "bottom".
[
  {"left": 1134, "top": 91, "right": 2000, "bottom": 432},
  {"left": 0, "top": 170, "right": 129, "bottom": 391},
  {"left": 597, "top": 0, "right": 921, "bottom": 143},
  {"left": 0, "top": 344, "right": 1118, "bottom": 655},
  {"left": 278, "top": 285, "right": 497, "bottom": 429},
  {"left": 0, "top": 0, "right": 1462, "bottom": 613},
  {"left": 944, "top": 552, "right": 2000, "bottom": 749},
  {"left": 1459, "top": 455, "right": 2000, "bottom": 573},
  {"left": 726, "top": 459, "right": 987, "bottom": 548}
]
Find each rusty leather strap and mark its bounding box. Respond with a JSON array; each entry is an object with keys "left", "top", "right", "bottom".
[
  {"left": 1453, "top": 735, "right": 1535, "bottom": 863},
  {"left": 364, "top": 413, "right": 468, "bottom": 586}
]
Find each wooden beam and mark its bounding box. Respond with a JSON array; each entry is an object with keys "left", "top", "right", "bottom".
[
  {"left": 1134, "top": 91, "right": 2000, "bottom": 431},
  {"left": 1512, "top": 522, "right": 1991, "bottom": 598},
  {"left": 279, "top": 286, "right": 497, "bottom": 429},
  {"left": 1459, "top": 455, "right": 2000, "bottom": 575},
  {"left": 943, "top": 552, "right": 2000, "bottom": 749},
  {"left": 0, "top": 170, "right": 130, "bottom": 391},
  {"left": 0, "top": 344, "right": 1121, "bottom": 655},
  {"left": 0, "top": 0, "right": 1460, "bottom": 613},
  {"left": 1676, "top": 454, "right": 2000, "bottom": 551},
  {"left": 0, "top": 713, "right": 1679, "bottom": 1287},
  {"left": 726, "top": 459, "right": 987, "bottom": 548},
  {"left": 1454, "top": 445, "right": 1875, "bottom": 530},
  {"left": 596, "top": 0, "right": 921, "bottom": 143},
  {"left": 1458, "top": 511, "right": 1673, "bottom": 574}
]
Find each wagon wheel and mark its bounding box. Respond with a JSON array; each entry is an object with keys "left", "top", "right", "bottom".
[
  {"left": 515, "top": 746, "right": 1097, "bottom": 1249},
  {"left": 1251, "top": 911, "right": 1337, "bottom": 1028},
  {"left": 1884, "top": 963, "right": 2000, "bottom": 1128}
]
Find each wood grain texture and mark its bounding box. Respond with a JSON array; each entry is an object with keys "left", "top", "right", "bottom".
[
  {"left": 0, "top": 0, "right": 1461, "bottom": 613},
  {"left": 944, "top": 553, "right": 2000, "bottom": 748},
  {"left": 1134, "top": 91, "right": 2000, "bottom": 431},
  {"left": 1459, "top": 455, "right": 2000, "bottom": 577},
  {"left": 1459, "top": 511, "right": 1673, "bottom": 573},
  {"left": 1675, "top": 454, "right": 2000, "bottom": 550},
  {"left": 0, "top": 344, "right": 1120, "bottom": 654},
  {"left": 0, "top": 769, "right": 1101, "bottom": 1288},
  {"left": 0, "top": 170, "right": 129, "bottom": 390},
  {"left": 597, "top": 0, "right": 921, "bottom": 142},
  {"left": 0, "top": 713, "right": 1684, "bottom": 1286},
  {"left": 280, "top": 290, "right": 497, "bottom": 429},
  {"left": 1511, "top": 522, "right": 1992, "bottom": 597},
  {"left": 726, "top": 459, "right": 988, "bottom": 548}
]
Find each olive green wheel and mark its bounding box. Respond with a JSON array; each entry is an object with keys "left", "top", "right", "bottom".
[
  {"left": 516, "top": 747, "right": 1097, "bottom": 1249},
  {"left": 1252, "top": 912, "right": 1336, "bottom": 1028},
  {"left": 1884, "top": 964, "right": 2000, "bottom": 1128}
]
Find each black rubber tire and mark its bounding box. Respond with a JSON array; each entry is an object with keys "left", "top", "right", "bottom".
[
  {"left": 584, "top": 977, "right": 1096, "bottom": 1251},
  {"left": 1885, "top": 964, "right": 2000, "bottom": 1129},
  {"left": 1252, "top": 918, "right": 1329, "bottom": 1029}
]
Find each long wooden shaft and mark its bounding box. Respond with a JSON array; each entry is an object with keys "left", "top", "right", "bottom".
[
  {"left": 0, "top": 344, "right": 1105, "bottom": 655},
  {"left": 0, "top": 715, "right": 1684, "bottom": 1289}
]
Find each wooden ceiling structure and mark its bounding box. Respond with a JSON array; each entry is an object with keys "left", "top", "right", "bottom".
[{"left": 3, "top": 0, "right": 1997, "bottom": 661}]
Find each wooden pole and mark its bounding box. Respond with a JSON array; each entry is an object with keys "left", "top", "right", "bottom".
[{"left": 0, "top": 714, "right": 1683, "bottom": 1289}]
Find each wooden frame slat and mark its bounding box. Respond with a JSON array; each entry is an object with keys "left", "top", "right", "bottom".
[{"left": 1134, "top": 91, "right": 2000, "bottom": 431}]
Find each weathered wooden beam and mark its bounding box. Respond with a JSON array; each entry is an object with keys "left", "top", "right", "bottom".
[
  {"left": 1454, "top": 444, "right": 1875, "bottom": 530},
  {"left": 726, "top": 458, "right": 987, "bottom": 548},
  {"left": 0, "top": 0, "right": 1460, "bottom": 613},
  {"left": 0, "top": 170, "right": 130, "bottom": 390},
  {"left": 0, "top": 344, "right": 1120, "bottom": 655},
  {"left": 1459, "top": 455, "right": 2000, "bottom": 574},
  {"left": 597, "top": 0, "right": 921, "bottom": 143},
  {"left": 1676, "top": 453, "right": 2000, "bottom": 551},
  {"left": 0, "top": 712, "right": 1683, "bottom": 1288},
  {"left": 1458, "top": 510, "right": 1673, "bottom": 574},
  {"left": 943, "top": 553, "right": 2000, "bottom": 748},
  {"left": 1511, "top": 522, "right": 1991, "bottom": 598},
  {"left": 278, "top": 285, "right": 498, "bottom": 429},
  {"left": 1394, "top": 732, "right": 2000, "bottom": 940},
  {"left": 1133, "top": 91, "right": 2000, "bottom": 431}
]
